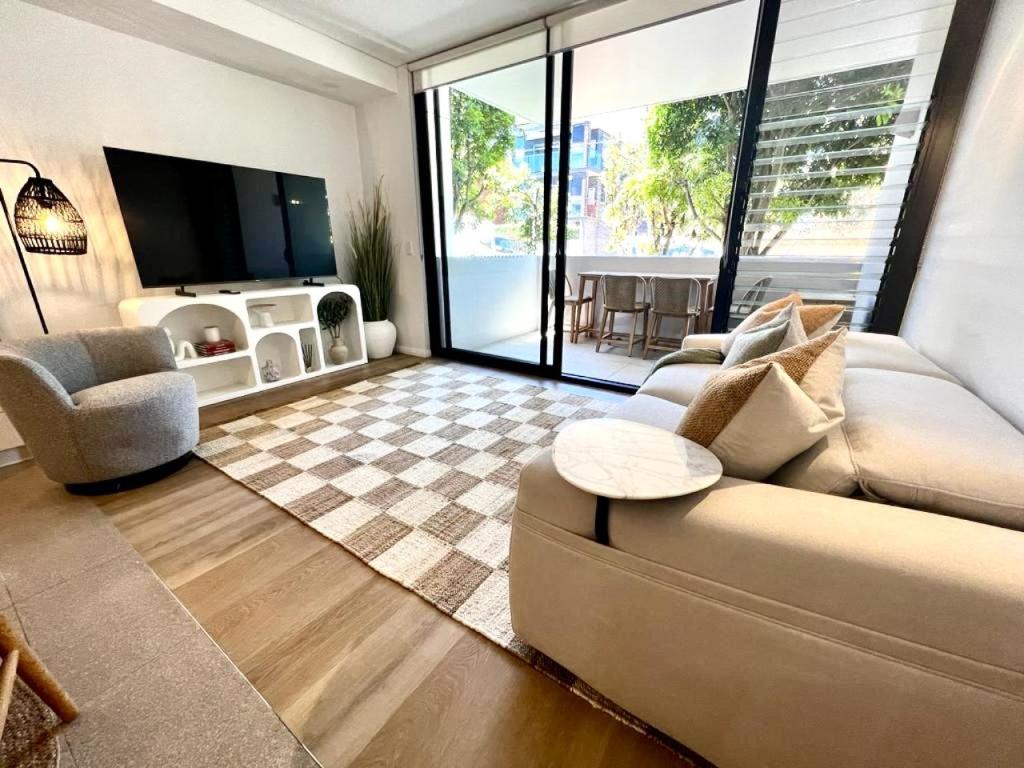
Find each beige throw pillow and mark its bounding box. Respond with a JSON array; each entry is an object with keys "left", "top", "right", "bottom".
[
  {"left": 739, "top": 328, "right": 848, "bottom": 419},
  {"left": 721, "top": 303, "right": 807, "bottom": 369},
  {"left": 721, "top": 292, "right": 803, "bottom": 356},
  {"left": 680, "top": 329, "right": 847, "bottom": 480}
]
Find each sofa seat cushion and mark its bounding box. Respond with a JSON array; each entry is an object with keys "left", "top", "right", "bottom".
[
  {"left": 638, "top": 363, "right": 720, "bottom": 406},
  {"left": 607, "top": 394, "right": 686, "bottom": 432},
  {"left": 515, "top": 449, "right": 1024, "bottom": 695},
  {"left": 841, "top": 368, "right": 1024, "bottom": 529},
  {"left": 846, "top": 332, "right": 958, "bottom": 383}
]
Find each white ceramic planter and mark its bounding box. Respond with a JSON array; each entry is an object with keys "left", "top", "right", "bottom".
[{"left": 364, "top": 319, "right": 397, "bottom": 359}]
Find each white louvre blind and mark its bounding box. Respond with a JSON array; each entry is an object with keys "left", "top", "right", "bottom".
[{"left": 730, "top": 0, "right": 956, "bottom": 330}]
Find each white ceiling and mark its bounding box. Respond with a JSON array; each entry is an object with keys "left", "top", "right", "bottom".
[{"left": 247, "top": 0, "right": 594, "bottom": 65}]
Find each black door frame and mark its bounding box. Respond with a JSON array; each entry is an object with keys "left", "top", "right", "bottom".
[{"left": 711, "top": 0, "right": 781, "bottom": 333}]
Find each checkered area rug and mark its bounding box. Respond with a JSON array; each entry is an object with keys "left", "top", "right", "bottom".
[
  {"left": 195, "top": 362, "right": 699, "bottom": 764},
  {"left": 195, "top": 362, "right": 614, "bottom": 648}
]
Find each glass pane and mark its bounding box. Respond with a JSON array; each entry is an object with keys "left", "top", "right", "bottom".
[
  {"left": 435, "top": 59, "right": 548, "bottom": 363},
  {"left": 559, "top": 1, "right": 759, "bottom": 384},
  {"left": 731, "top": 0, "right": 955, "bottom": 330}
]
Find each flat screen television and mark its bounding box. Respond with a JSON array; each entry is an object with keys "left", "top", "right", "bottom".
[{"left": 103, "top": 147, "right": 336, "bottom": 287}]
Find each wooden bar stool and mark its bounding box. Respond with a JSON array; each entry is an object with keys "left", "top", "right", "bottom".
[
  {"left": 642, "top": 277, "right": 701, "bottom": 357},
  {"left": 594, "top": 275, "right": 649, "bottom": 357},
  {"left": 0, "top": 617, "right": 78, "bottom": 745},
  {"left": 551, "top": 273, "right": 593, "bottom": 343},
  {"left": 698, "top": 278, "right": 717, "bottom": 333}
]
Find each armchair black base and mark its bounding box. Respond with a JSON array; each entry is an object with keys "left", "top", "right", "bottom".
[{"left": 64, "top": 451, "right": 193, "bottom": 496}]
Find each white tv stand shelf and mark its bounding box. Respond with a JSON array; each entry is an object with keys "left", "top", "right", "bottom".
[{"left": 119, "top": 285, "right": 367, "bottom": 407}]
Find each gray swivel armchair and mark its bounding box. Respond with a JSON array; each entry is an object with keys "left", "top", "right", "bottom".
[{"left": 0, "top": 327, "right": 198, "bottom": 493}]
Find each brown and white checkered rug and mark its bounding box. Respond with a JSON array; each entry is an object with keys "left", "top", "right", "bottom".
[
  {"left": 196, "top": 361, "right": 701, "bottom": 764},
  {"left": 195, "top": 362, "right": 614, "bottom": 647}
]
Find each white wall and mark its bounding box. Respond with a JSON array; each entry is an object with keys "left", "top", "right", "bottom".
[
  {"left": 354, "top": 68, "right": 431, "bottom": 357},
  {"left": 901, "top": 0, "right": 1024, "bottom": 432},
  {"left": 0, "top": 0, "right": 365, "bottom": 341}
]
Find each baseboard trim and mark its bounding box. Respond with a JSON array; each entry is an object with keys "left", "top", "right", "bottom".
[
  {"left": 0, "top": 445, "right": 31, "bottom": 469},
  {"left": 396, "top": 345, "right": 431, "bottom": 358}
]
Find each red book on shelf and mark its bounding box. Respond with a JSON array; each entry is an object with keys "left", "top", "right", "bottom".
[{"left": 196, "top": 340, "right": 236, "bottom": 356}]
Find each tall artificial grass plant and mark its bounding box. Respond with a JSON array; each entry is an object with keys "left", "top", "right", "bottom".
[{"left": 348, "top": 179, "right": 394, "bottom": 322}]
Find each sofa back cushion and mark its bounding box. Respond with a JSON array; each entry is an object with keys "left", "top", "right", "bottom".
[
  {"left": 846, "top": 332, "right": 959, "bottom": 383},
  {"left": 824, "top": 369, "right": 1024, "bottom": 529}
]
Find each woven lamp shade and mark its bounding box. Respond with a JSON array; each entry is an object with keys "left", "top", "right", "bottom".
[{"left": 14, "top": 177, "right": 87, "bottom": 255}]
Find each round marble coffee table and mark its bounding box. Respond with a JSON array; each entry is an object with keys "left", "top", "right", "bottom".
[{"left": 552, "top": 418, "right": 723, "bottom": 545}]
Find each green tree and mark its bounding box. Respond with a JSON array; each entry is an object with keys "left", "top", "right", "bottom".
[
  {"left": 647, "top": 90, "right": 744, "bottom": 247},
  {"left": 484, "top": 160, "right": 545, "bottom": 254},
  {"left": 643, "top": 60, "right": 911, "bottom": 256},
  {"left": 603, "top": 141, "right": 690, "bottom": 255},
  {"left": 449, "top": 90, "right": 516, "bottom": 229}
]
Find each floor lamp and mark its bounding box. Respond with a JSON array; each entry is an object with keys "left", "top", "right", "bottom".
[{"left": 0, "top": 158, "right": 88, "bottom": 334}]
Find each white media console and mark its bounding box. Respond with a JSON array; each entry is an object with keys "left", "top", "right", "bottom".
[{"left": 119, "top": 285, "right": 367, "bottom": 407}]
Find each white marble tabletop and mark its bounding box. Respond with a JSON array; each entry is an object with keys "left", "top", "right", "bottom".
[{"left": 552, "top": 418, "right": 723, "bottom": 500}]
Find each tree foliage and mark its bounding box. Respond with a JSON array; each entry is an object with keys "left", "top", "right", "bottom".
[
  {"left": 603, "top": 141, "right": 689, "bottom": 255},
  {"left": 609, "top": 60, "right": 911, "bottom": 256},
  {"left": 449, "top": 90, "right": 516, "bottom": 229}
]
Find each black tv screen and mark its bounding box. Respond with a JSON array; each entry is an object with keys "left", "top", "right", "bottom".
[{"left": 104, "top": 147, "right": 336, "bottom": 287}]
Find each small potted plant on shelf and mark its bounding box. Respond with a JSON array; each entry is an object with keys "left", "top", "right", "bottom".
[
  {"left": 318, "top": 293, "right": 353, "bottom": 364},
  {"left": 349, "top": 178, "right": 396, "bottom": 359}
]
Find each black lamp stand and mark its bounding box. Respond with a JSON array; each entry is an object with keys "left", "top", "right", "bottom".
[{"left": 0, "top": 159, "right": 49, "bottom": 334}]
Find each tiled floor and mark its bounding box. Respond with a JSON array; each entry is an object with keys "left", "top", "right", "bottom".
[
  {"left": 0, "top": 461, "right": 317, "bottom": 768},
  {"left": 479, "top": 330, "right": 657, "bottom": 386}
]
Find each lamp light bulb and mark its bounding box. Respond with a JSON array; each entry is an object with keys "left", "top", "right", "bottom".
[{"left": 41, "top": 212, "right": 64, "bottom": 235}]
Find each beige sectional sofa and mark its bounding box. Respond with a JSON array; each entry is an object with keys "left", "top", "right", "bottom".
[{"left": 509, "top": 332, "right": 1024, "bottom": 768}]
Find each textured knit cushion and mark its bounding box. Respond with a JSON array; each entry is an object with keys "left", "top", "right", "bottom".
[
  {"left": 721, "top": 292, "right": 803, "bottom": 355},
  {"left": 797, "top": 304, "right": 845, "bottom": 338},
  {"left": 739, "top": 328, "right": 848, "bottom": 419},
  {"left": 679, "top": 363, "right": 836, "bottom": 481},
  {"left": 721, "top": 304, "right": 807, "bottom": 368},
  {"left": 681, "top": 330, "right": 847, "bottom": 480}
]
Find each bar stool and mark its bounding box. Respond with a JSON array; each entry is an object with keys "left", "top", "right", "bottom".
[
  {"left": 643, "top": 277, "right": 701, "bottom": 357},
  {"left": 595, "top": 275, "right": 649, "bottom": 357},
  {"left": 549, "top": 272, "right": 593, "bottom": 343}
]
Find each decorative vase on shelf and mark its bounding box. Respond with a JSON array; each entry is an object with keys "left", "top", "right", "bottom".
[
  {"left": 261, "top": 359, "right": 281, "bottom": 383},
  {"left": 328, "top": 338, "right": 349, "bottom": 365},
  {"left": 203, "top": 325, "right": 222, "bottom": 343},
  {"left": 364, "top": 319, "right": 397, "bottom": 360},
  {"left": 318, "top": 293, "right": 353, "bottom": 366}
]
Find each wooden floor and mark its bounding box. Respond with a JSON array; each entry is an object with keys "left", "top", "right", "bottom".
[{"left": 90, "top": 356, "right": 690, "bottom": 768}]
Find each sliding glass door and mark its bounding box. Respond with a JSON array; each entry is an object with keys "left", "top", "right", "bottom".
[
  {"left": 421, "top": 57, "right": 562, "bottom": 369},
  {"left": 560, "top": 1, "right": 758, "bottom": 384},
  {"left": 416, "top": 1, "right": 760, "bottom": 384}
]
